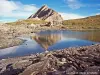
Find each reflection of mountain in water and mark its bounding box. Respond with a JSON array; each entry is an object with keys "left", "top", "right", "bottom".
[
  {"left": 62, "top": 31, "right": 100, "bottom": 42},
  {"left": 31, "top": 30, "right": 100, "bottom": 51},
  {"left": 32, "top": 34, "right": 61, "bottom": 50}
]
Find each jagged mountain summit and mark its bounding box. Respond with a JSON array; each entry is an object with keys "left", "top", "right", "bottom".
[{"left": 28, "top": 5, "right": 63, "bottom": 25}]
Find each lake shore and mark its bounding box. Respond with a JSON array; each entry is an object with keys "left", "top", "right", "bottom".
[
  {"left": 0, "top": 24, "right": 64, "bottom": 49},
  {"left": 0, "top": 23, "right": 100, "bottom": 49},
  {"left": 0, "top": 44, "right": 100, "bottom": 75}
]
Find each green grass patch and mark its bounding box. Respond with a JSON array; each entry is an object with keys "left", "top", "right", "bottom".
[{"left": 6, "top": 19, "right": 48, "bottom": 25}]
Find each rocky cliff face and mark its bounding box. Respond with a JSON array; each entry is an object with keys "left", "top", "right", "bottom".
[{"left": 28, "top": 5, "right": 63, "bottom": 25}]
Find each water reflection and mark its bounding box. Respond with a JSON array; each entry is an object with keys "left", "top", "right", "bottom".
[
  {"left": 32, "top": 34, "right": 61, "bottom": 51},
  {"left": 0, "top": 46, "right": 18, "bottom": 56},
  {"left": 32, "top": 30, "right": 100, "bottom": 51},
  {"left": 62, "top": 30, "right": 100, "bottom": 42},
  {"left": 0, "top": 30, "right": 99, "bottom": 59},
  {"left": 0, "top": 38, "right": 44, "bottom": 59}
]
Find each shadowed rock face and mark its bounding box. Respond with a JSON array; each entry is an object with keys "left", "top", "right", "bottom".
[{"left": 28, "top": 5, "right": 63, "bottom": 25}]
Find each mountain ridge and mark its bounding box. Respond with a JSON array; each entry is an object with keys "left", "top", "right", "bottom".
[{"left": 28, "top": 5, "right": 63, "bottom": 25}]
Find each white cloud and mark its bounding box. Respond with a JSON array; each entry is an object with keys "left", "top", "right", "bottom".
[
  {"left": 23, "top": 4, "right": 38, "bottom": 12},
  {"left": 59, "top": 12, "right": 85, "bottom": 20},
  {"left": 0, "top": 0, "right": 38, "bottom": 22},
  {"left": 96, "top": 13, "right": 100, "bottom": 15},
  {"left": 0, "top": 0, "right": 19, "bottom": 13},
  {"left": 64, "top": 0, "right": 83, "bottom": 9},
  {"left": 2, "top": 11, "right": 33, "bottom": 18}
]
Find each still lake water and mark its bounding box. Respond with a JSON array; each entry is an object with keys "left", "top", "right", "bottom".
[{"left": 0, "top": 30, "right": 100, "bottom": 59}]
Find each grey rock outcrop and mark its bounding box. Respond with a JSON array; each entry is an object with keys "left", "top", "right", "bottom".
[
  {"left": 0, "top": 44, "right": 100, "bottom": 75},
  {"left": 28, "top": 5, "right": 63, "bottom": 25}
]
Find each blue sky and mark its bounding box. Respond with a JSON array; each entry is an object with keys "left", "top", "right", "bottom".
[{"left": 0, "top": 0, "right": 100, "bottom": 23}]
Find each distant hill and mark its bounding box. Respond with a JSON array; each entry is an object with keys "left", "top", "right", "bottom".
[{"left": 63, "top": 15, "right": 100, "bottom": 29}]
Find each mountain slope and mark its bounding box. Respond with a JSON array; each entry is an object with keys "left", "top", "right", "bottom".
[{"left": 63, "top": 15, "right": 100, "bottom": 29}]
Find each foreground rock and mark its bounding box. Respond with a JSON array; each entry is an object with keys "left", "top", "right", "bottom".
[{"left": 0, "top": 44, "right": 100, "bottom": 75}]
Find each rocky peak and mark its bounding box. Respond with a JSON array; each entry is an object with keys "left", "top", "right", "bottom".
[
  {"left": 28, "top": 5, "right": 63, "bottom": 25},
  {"left": 41, "top": 5, "right": 48, "bottom": 10}
]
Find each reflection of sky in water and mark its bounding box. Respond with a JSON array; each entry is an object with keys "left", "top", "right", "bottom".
[
  {"left": 0, "top": 30, "right": 99, "bottom": 59},
  {"left": 48, "top": 38, "right": 97, "bottom": 51},
  {"left": 0, "top": 46, "right": 18, "bottom": 56},
  {"left": 0, "top": 38, "right": 44, "bottom": 59}
]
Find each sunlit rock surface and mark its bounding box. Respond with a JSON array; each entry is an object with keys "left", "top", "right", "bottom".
[
  {"left": 0, "top": 44, "right": 100, "bottom": 75},
  {"left": 28, "top": 5, "right": 63, "bottom": 25}
]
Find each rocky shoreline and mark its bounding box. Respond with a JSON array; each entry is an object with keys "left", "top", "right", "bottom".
[
  {"left": 1, "top": 22, "right": 99, "bottom": 49},
  {"left": 0, "top": 23, "right": 65, "bottom": 49},
  {"left": 0, "top": 44, "right": 100, "bottom": 75}
]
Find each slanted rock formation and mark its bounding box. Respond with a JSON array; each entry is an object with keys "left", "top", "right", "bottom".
[{"left": 28, "top": 5, "right": 63, "bottom": 25}]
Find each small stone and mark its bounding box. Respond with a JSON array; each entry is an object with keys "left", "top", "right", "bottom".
[{"left": 61, "top": 58, "right": 66, "bottom": 62}]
